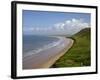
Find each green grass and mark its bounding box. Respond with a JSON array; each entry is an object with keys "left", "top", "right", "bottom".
[{"left": 52, "top": 28, "right": 91, "bottom": 68}]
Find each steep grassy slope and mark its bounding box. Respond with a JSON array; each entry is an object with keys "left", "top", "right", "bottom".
[{"left": 52, "top": 28, "right": 91, "bottom": 67}]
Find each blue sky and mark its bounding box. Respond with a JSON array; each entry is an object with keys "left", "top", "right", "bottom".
[{"left": 22, "top": 10, "right": 91, "bottom": 35}]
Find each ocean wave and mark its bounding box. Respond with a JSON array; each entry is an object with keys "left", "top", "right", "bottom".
[{"left": 23, "top": 37, "right": 64, "bottom": 58}]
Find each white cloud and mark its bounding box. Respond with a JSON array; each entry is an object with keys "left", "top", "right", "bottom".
[
  {"left": 54, "top": 18, "right": 90, "bottom": 35},
  {"left": 24, "top": 27, "right": 52, "bottom": 32},
  {"left": 24, "top": 18, "right": 90, "bottom": 36},
  {"left": 65, "top": 20, "right": 71, "bottom": 24},
  {"left": 54, "top": 23, "right": 65, "bottom": 30}
]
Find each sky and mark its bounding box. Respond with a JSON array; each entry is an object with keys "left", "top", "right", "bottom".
[{"left": 23, "top": 10, "right": 91, "bottom": 35}]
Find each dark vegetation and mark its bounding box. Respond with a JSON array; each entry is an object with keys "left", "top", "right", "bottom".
[{"left": 52, "top": 28, "right": 91, "bottom": 67}]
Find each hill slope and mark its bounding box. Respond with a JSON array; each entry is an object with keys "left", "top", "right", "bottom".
[{"left": 52, "top": 28, "right": 91, "bottom": 67}]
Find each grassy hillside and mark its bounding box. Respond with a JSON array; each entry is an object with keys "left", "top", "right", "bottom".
[{"left": 52, "top": 28, "right": 91, "bottom": 67}]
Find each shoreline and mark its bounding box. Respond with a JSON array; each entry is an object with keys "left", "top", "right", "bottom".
[
  {"left": 23, "top": 37, "right": 74, "bottom": 69},
  {"left": 39, "top": 38, "right": 74, "bottom": 68},
  {"left": 23, "top": 36, "right": 63, "bottom": 58}
]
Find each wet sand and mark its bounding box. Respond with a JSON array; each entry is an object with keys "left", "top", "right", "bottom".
[{"left": 23, "top": 37, "right": 74, "bottom": 69}]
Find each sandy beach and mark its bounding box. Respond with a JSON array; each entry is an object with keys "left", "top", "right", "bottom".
[{"left": 23, "top": 37, "right": 74, "bottom": 69}]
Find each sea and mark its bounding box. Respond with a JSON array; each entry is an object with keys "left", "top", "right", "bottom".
[{"left": 23, "top": 35, "right": 60, "bottom": 57}]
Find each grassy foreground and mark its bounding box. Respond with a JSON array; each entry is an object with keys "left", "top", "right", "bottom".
[{"left": 52, "top": 28, "right": 91, "bottom": 67}]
